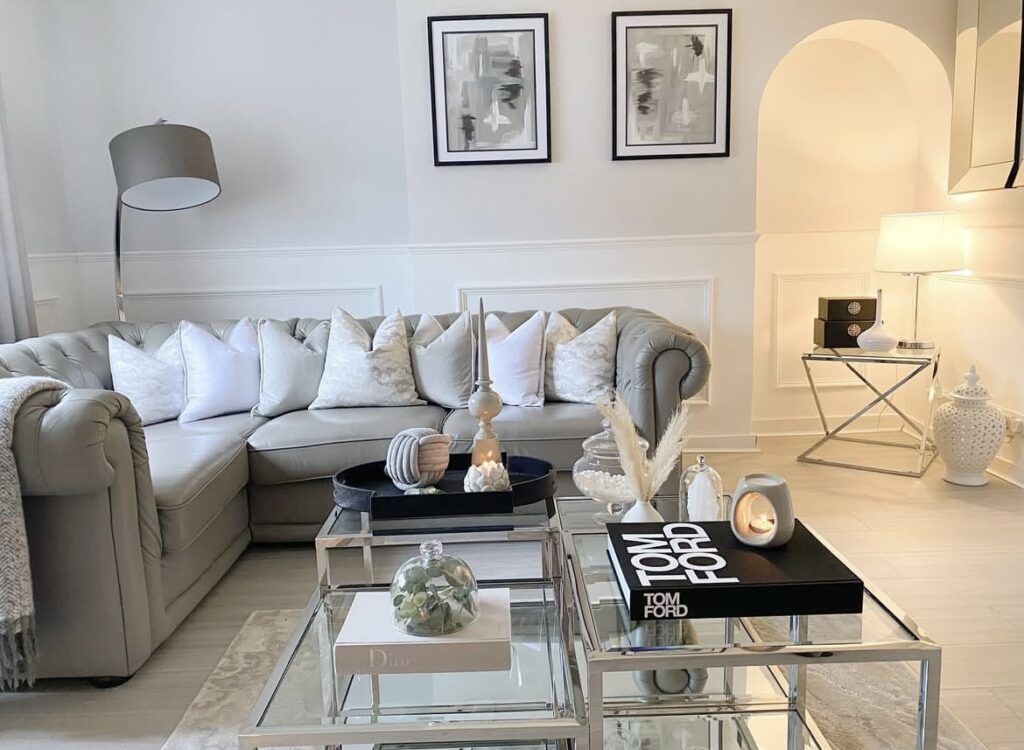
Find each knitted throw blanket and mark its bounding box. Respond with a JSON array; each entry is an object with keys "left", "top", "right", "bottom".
[{"left": 0, "top": 376, "right": 67, "bottom": 689}]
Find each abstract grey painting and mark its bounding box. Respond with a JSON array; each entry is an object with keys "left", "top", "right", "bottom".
[
  {"left": 613, "top": 10, "right": 732, "bottom": 159},
  {"left": 429, "top": 15, "right": 550, "bottom": 165}
]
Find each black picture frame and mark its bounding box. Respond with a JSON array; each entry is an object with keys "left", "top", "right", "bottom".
[
  {"left": 427, "top": 13, "right": 552, "bottom": 166},
  {"left": 612, "top": 9, "right": 732, "bottom": 160}
]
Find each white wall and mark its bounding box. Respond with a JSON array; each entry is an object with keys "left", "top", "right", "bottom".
[{"left": 9, "top": 0, "right": 1021, "bottom": 457}]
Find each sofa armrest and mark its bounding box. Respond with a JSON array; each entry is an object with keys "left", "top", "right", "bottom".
[
  {"left": 12, "top": 388, "right": 150, "bottom": 496},
  {"left": 615, "top": 310, "right": 711, "bottom": 447}
]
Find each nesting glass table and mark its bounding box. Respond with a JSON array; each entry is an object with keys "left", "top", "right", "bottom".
[{"left": 239, "top": 495, "right": 942, "bottom": 750}]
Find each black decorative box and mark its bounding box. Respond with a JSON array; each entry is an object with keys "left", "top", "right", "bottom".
[
  {"left": 818, "top": 296, "right": 876, "bottom": 321},
  {"left": 814, "top": 318, "right": 873, "bottom": 348},
  {"left": 332, "top": 454, "right": 556, "bottom": 521}
]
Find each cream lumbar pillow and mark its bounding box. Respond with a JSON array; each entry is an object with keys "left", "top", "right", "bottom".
[
  {"left": 108, "top": 333, "right": 185, "bottom": 425},
  {"left": 545, "top": 311, "right": 618, "bottom": 403},
  {"left": 179, "top": 318, "right": 261, "bottom": 423},
  {"left": 311, "top": 308, "right": 424, "bottom": 409},
  {"left": 410, "top": 311, "right": 474, "bottom": 409},
  {"left": 253, "top": 319, "right": 330, "bottom": 418},
  {"left": 485, "top": 311, "right": 546, "bottom": 407}
]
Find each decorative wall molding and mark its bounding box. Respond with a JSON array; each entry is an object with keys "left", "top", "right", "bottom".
[
  {"left": 753, "top": 412, "right": 905, "bottom": 436},
  {"left": 456, "top": 278, "right": 714, "bottom": 406},
  {"left": 123, "top": 285, "right": 384, "bottom": 319},
  {"left": 934, "top": 270, "right": 1024, "bottom": 290},
  {"left": 411, "top": 231, "right": 759, "bottom": 255},
  {"left": 772, "top": 271, "right": 872, "bottom": 389}
]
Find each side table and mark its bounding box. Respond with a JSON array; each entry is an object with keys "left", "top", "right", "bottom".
[{"left": 798, "top": 347, "right": 940, "bottom": 477}]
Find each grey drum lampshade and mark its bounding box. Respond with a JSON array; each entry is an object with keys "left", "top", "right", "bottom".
[{"left": 109, "top": 123, "right": 220, "bottom": 211}]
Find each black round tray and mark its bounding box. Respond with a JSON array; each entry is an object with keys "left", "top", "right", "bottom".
[{"left": 332, "top": 453, "right": 556, "bottom": 520}]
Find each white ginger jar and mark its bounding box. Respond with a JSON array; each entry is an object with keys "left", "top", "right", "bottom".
[{"left": 933, "top": 365, "right": 1005, "bottom": 486}]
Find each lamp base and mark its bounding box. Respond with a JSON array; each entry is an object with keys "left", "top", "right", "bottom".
[{"left": 898, "top": 338, "right": 935, "bottom": 350}]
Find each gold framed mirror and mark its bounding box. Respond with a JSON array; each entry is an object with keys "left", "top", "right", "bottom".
[{"left": 949, "top": 0, "right": 1024, "bottom": 193}]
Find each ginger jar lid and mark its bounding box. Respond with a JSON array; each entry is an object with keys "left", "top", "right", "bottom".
[{"left": 950, "top": 365, "right": 991, "bottom": 402}]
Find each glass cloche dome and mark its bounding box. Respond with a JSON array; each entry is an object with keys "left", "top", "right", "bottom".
[{"left": 390, "top": 540, "right": 480, "bottom": 636}]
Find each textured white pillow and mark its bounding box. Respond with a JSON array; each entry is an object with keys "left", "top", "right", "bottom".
[
  {"left": 108, "top": 333, "right": 184, "bottom": 425},
  {"left": 410, "top": 312, "right": 474, "bottom": 409},
  {"left": 311, "top": 308, "right": 423, "bottom": 408},
  {"left": 253, "top": 319, "right": 330, "bottom": 418},
  {"left": 179, "top": 319, "right": 261, "bottom": 423},
  {"left": 545, "top": 311, "right": 617, "bottom": 403},
  {"left": 486, "top": 311, "right": 546, "bottom": 407}
]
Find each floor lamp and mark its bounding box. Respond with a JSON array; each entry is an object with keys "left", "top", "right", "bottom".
[{"left": 108, "top": 121, "right": 220, "bottom": 321}]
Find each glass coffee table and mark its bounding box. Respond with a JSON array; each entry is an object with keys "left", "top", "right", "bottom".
[{"left": 240, "top": 498, "right": 942, "bottom": 749}]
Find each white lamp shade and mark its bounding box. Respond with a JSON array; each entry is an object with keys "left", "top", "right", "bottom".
[{"left": 875, "top": 212, "right": 965, "bottom": 274}]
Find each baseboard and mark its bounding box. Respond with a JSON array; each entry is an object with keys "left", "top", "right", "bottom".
[
  {"left": 753, "top": 413, "right": 905, "bottom": 436},
  {"left": 989, "top": 453, "right": 1024, "bottom": 490},
  {"left": 687, "top": 434, "right": 759, "bottom": 452}
]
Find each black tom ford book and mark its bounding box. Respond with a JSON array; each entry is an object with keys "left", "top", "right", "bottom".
[{"left": 606, "top": 521, "right": 863, "bottom": 621}]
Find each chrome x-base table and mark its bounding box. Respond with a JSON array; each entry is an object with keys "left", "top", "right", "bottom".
[{"left": 798, "top": 347, "right": 940, "bottom": 478}]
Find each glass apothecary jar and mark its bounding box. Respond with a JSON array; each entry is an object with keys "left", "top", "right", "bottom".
[
  {"left": 679, "top": 454, "right": 726, "bottom": 522},
  {"left": 390, "top": 540, "right": 480, "bottom": 636},
  {"left": 572, "top": 419, "right": 649, "bottom": 524}
]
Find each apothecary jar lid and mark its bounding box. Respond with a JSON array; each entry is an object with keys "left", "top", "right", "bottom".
[{"left": 949, "top": 365, "right": 991, "bottom": 403}]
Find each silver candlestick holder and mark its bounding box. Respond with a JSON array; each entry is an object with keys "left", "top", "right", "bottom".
[{"left": 464, "top": 299, "right": 511, "bottom": 493}]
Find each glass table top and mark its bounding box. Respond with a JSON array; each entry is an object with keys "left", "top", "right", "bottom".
[
  {"left": 257, "top": 582, "right": 579, "bottom": 731},
  {"left": 567, "top": 531, "right": 921, "bottom": 654},
  {"left": 803, "top": 346, "right": 939, "bottom": 364}
]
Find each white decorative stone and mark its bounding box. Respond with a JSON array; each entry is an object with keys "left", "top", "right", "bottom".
[
  {"left": 933, "top": 365, "right": 1005, "bottom": 486},
  {"left": 385, "top": 428, "right": 452, "bottom": 491},
  {"left": 463, "top": 461, "right": 511, "bottom": 493}
]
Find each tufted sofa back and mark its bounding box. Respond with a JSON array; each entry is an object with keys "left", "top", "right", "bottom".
[{"left": 0, "top": 307, "right": 637, "bottom": 389}]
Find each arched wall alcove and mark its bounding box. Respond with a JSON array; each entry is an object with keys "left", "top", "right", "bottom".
[{"left": 751, "top": 20, "right": 953, "bottom": 435}]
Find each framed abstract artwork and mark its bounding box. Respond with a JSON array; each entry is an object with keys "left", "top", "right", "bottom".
[
  {"left": 427, "top": 14, "right": 551, "bottom": 166},
  {"left": 612, "top": 10, "right": 732, "bottom": 160}
]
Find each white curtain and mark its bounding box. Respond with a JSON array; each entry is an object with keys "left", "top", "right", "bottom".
[{"left": 0, "top": 76, "right": 37, "bottom": 344}]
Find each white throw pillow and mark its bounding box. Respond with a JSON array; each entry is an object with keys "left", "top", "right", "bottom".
[
  {"left": 485, "top": 311, "right": 546, "bottom": 407},
  {"left": 311, "top": 308, "right": 423, "bottom": 408},
  {"left": 410, "top": 312, "right": 474, "bottom": 409},
  {"left": 108, "top": 333, "right": 184, "bottom": 425},
  {"left": 179, "top": 319, "right": 261, "bottom": 423},
  {"left": 253, "top": 319, "right": 330, "bottom": 418},
  {"left": 545, "top": 311, "right": 617, "bottom": 403}
]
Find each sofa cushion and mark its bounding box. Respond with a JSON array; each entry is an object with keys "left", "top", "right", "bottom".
[
  {"left": 145, "top": 413, "right": 261, "bottom": 552},
  {"left": 442, "top": 403, "right": 601, "bottom": 471},
  {"left": 247, "top": 406, "right": 448, "bottom": 485}
]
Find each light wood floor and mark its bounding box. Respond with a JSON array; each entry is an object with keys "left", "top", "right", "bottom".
[{"left": 0, "top": 434, "right": 1022, "bottom": 749}]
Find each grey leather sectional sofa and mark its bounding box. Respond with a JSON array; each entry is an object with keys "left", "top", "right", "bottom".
[{"left": 0, "top": 307, "right": 709, "bottom": 680}]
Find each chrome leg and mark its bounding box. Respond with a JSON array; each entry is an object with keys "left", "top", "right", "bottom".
[
  {"left": 918, "top": 653, "right": 941, "bottom": 750},
  {"left": 788, "top": 615, "right": 808, "bottom": 750},
  {"left": 588, "top": 666, "right": 603, "bottom": 750}
]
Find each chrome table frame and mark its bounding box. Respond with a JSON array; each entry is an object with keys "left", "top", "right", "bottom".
[
  {"left": 798, "top": 347, "right": 941, "bottom": 478},
  {"left": 241, "top": 514, "right": 585, "bottom": 750},
  {"left": 563, "top": 525, "right": 942, "bottom": 750}
]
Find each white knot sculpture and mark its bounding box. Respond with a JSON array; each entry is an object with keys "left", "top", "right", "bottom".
[{"left": 385, "top": 428, "right": 452, "bottom": 491}]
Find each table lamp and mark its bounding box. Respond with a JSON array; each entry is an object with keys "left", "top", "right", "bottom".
[
  {"left": 874, "top": 211, "right": 965, "bottom": 349},
  {"left": 109, "top": 120, "right": 220, "bottom": 321}
]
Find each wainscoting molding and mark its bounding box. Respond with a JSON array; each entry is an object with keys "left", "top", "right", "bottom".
[
  {"left": 457, "top": 278, "right": 714, "bottom": 406},
  {"left": 123, "top": 285, "right": 385, "bottom": 322},
  {"left": 772, "top": 271, "right": 872, "bottom": 389},
  {"left": 410, "top": 231, "right": 759, "bottom": 255}
]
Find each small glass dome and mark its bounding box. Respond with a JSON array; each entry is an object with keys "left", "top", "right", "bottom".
[{"left": 390, "top": 540, "right": 480, "bottom": 636}]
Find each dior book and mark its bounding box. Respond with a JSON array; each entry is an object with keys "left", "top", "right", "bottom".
[
  {"left": 334, "top": 588, "right": 512, "bottom": 674},
  {"left": 606, "top": 521, "right": 863, "bottom": 621}
]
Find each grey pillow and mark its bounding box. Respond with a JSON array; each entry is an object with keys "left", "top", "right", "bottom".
[
  {"left": 410, "top": 312, "right": 474, "bottom": 409},
  {"left": 253, "top": 319, "right": 329, "bottom": 417}
]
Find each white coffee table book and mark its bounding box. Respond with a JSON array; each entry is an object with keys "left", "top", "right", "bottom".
[{"left": 334, "top": 588, "right": 512, "bottom": 674}]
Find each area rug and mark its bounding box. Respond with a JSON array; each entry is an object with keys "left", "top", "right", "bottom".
[{"left": 161, "top": 609, "right": 984, "bottom": 750}]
